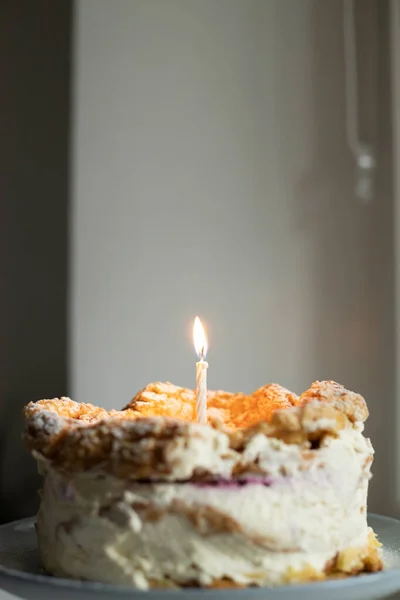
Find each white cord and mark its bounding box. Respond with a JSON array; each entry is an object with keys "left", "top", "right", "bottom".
[
  {"left": 343, "top": 0, "right": 359, "bottom": 158},
  {"left": 343, "top": 0, "right": 376, "bottom": 203}
]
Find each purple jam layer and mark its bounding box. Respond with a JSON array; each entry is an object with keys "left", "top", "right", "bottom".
[
  {"left": 193, "top": 477, "right": 273, "bottom": 488},
  {"left": 58, "top": 477, "right": 275, "bottom": 502}
]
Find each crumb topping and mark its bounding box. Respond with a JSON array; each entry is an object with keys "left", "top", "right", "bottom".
[{"left": 23, "top": 380, "right": 368, "bottom": 479}]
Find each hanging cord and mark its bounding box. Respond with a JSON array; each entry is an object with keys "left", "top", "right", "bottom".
[
  {"left": 343, "top": 0, "right": 376, "bottom": 203},
  {"left": 343, "top": 0, "right": 359, "bottom": 157}
]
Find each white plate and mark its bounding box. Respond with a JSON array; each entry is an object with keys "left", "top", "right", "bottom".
[{"left": 0, "top": 515, "right": 400, "bottom": 600}]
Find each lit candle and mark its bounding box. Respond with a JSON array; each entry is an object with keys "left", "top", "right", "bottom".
[{"left": 193, "top": 316, "right": 208, "bottom": 424}]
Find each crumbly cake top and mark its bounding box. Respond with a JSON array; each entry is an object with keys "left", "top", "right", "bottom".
[{"left": 24, "top": 380, "right": 368, "bottom": 480}]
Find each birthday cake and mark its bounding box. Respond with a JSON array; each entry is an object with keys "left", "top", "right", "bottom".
[{"left": 23, "top": 380, "right": 382, "bottom": 589}]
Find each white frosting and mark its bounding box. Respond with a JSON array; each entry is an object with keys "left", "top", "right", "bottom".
[
  {"left": 36, "top": 425, "right": 374, "bottom": 588},
  {"left": 162, "top": 426, "right": 236, "bottom": 479}
]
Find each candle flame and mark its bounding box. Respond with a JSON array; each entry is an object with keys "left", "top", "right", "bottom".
[{"left": 193, "top": 316, "right": 208, "bottom": 360}]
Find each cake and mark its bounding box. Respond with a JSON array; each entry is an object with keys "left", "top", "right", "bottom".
[{"left": 23, "top": 380, "right": 382, "bottom": 589}]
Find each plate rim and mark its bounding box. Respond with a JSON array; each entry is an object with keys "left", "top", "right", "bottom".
[{"left": 0, "top": 514, "right": 399, "bottom": 596}]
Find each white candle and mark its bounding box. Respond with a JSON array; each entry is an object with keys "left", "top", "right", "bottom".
[{"left": 193, "top": 317, "right": 208, "bottom": 424}]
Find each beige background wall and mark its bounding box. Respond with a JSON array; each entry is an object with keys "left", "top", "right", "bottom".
[{"left": 71, "top": 0, "right": 394, "bottom": 514}]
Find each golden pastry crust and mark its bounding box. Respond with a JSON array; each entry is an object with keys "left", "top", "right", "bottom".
[
  {"left": 125, "top": 381, "right": 299, "bottom": 428},
  {"left": 251, "top": 401, "right": 348, "bottom": 446},
  {"left": 300, "top": 380, "right": 368, "bottom": 423},
  {"left": 125, "top": 383, "right": 196, "bottom": 420},
  {"left": 24, "top": 396, "right": 138, "bottom": 423},
  {"left": 25, "top": 408, "right": 199, "bottom": 479},
  {"left": 227, "top": 384, "right": 299, "bottom": 428},
  {"left": 23, "top": 380, "right": 367, "bottom": 480}
]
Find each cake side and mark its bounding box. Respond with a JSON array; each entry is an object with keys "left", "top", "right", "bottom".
[
  {"left": 34, "top": 424, "right": 380, "bottom": 588},
  {"left": 23, "top": 380, "right": 382, "bottom": 589}
]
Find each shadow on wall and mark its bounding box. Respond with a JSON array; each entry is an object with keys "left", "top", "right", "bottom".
[{"left": 0, "top": 0, "right": 72, "bottom": 522}]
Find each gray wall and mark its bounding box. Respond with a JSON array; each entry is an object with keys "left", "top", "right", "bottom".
[{"left": 72, "top": 0, "right": 394, "bottom": 514}]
